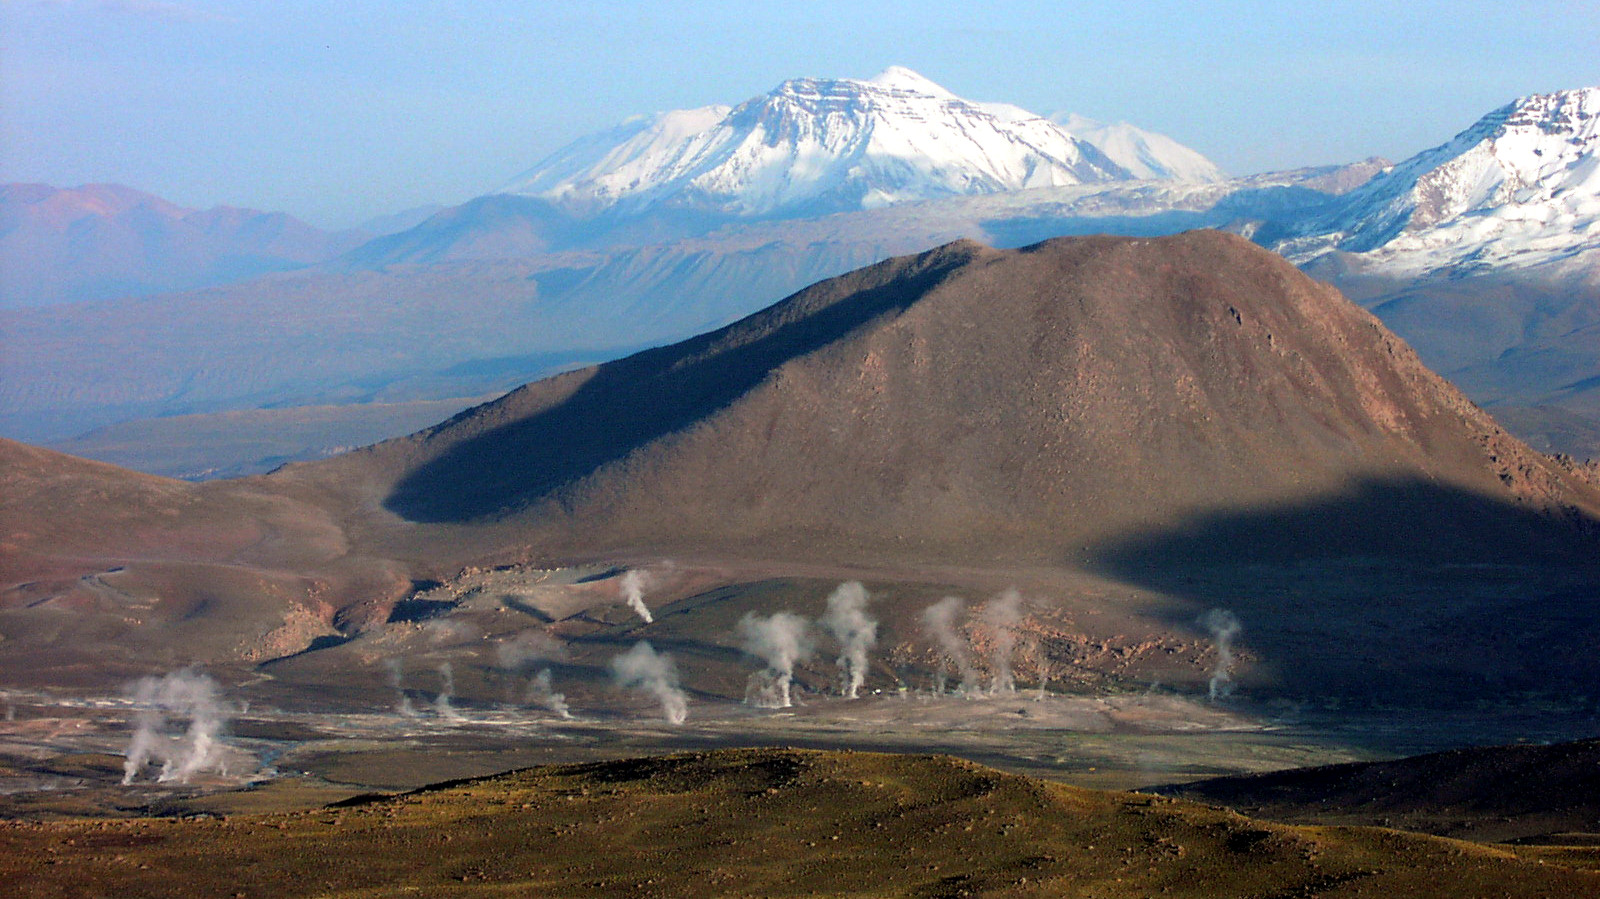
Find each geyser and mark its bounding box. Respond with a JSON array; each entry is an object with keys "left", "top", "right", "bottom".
[
  {"left": 121, "top": 669, "right": 231, "bottom": 785},
  {"left": 982, "top": 588, "right": 1024, "bottom": 695},
  {"left": 1198, "top": 608, "right": 1242, "bottom": 700},
  {"left": 739, "top": 610, "right": 814, "bottom": 708},
  {"left": 620, "top": 570, "right": 654, "bottom": 624},
  {"left": 922, "top": 597, "right": 978, "bottom": 695},
  {"left": 820, "top": 582, "right": 878, "bottom": 699},
  {"left": 611, "top": 641, "right": 688, "bottom": 724}
]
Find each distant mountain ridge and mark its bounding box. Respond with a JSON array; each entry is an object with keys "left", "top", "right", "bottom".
[
  {"left": 0, "top": 183, "right": 369, "bottom": 307},
  {"left": 501, "top": 67, "right": 1223, "bottom": 219},
  {"left": 1250, "top": 86, "right": 1600, "bottom": 454}
]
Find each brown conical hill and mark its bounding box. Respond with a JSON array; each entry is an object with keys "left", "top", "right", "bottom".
[{"left": 294, "top": 230, "right": 1600, "bottom": 566}]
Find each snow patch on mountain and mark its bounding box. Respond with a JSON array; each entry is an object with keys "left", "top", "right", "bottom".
[
  {"left": 1050, "top": 113, "right": 1227, "bottom": 183},
  {"left": 510, "top": 105, "right": 734, "bottom": 217},
  {"left": 503, "top": 68, "right": 1220, "bottom": 219},
  {"left": 1276, "top": 87, "right": 1600, "bottom": 275}
]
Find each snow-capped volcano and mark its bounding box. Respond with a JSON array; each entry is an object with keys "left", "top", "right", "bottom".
[
  {"left": 503, "top": 67, "right": 1219, "bottom": 218},
  {"left": 1277, "top": 86, "right": 1600, "bottom": 274}
]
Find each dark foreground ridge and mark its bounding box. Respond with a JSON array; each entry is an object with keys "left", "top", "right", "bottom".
[
  {"left": 3, "top": 748, "right": 1596, "bottom": 897},
  {"left": 1164, "top": 737, "right": 1600, "bottom": 845}
]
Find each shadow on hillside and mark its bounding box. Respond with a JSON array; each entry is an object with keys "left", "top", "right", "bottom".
[
  {"left": 1088, "top": 476, "right": 1600, "bottom": 717},
  {"left": 384, "top": 249, "right": 973, "bottom": 523}
]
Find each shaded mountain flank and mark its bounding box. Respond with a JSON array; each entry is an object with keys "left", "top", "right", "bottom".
[{"left": 287, "top": 230, "right": 1600, "bottom": 568}]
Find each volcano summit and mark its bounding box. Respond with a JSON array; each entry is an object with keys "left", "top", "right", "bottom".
[{"left": 500, "top": 67, "right": 1213, "bottom": 219}]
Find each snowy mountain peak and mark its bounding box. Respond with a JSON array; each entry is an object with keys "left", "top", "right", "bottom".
[
  {"left": 864, "top": 65, "right": 958, "bottom": 98},
  {"left": 502, "top": 70, "right": 1222, "bottom": 219},
  {"left": 1277, "top": 86, "right": 1600, "bottom": 274}
]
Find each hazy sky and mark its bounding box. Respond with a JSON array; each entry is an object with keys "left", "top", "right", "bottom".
[{"left": 3, "top": 0, "right": 1595, "bottom": 228}]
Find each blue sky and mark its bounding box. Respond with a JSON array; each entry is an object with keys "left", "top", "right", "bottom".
[{"left": 3, "top": 0, "right": 1595, "bottom": 228}]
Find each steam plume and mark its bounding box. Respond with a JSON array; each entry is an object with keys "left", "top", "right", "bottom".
[
  {"left": 611, "top": 641, "right": 687, "bottom": 724},
  {"left": 739, "top": 610, "right": 814, "bottom": 708},
  {"left": 121, "top": 670, "right": 230, "bottom": 785},
  {"left": 921, "top": 597, "right": 978, "bottom": 695},
  {"left": 1024, "top": 634, "right": 1050, "bottom": 700},
  {"left": 820, "top": 582, "right": 878, "bottom": 699},
  {"left": 620, "top": 570, "right": 653, "bottom": 624},
  {"left": 384, "top": 658, "right": 416, "bottom": 717},
  {"left": 495, "top": 629, "right": 567, "bottom": 670},
  {"left": 1198, "top": 608, "right": 1242, "bottom": 700},
  {"left": 982, "top": 588, "right": 1024, "bottom": 695},
  {"left": 525, "top": 668, "right": 572, "bottom": 719},
  {"left": 496, "top": 630, "right": 571, "bottom": 718},
  {"left": 434, "top": 662, "right": 462, "bottom": 720}
]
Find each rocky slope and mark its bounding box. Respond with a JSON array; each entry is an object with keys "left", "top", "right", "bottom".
[
  {"left": 7, "top": 233, "right": 1600, "bottom": 702},
  {"left": 290, "top": 231, "right": 1600, "bottom": 566},
  {"left": 0, "top": 437, "right": 405, "bottom": 680}
]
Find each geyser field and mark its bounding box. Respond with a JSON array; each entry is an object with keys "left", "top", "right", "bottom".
[
  {"left": 4, "top": 567, "right": 1272, "bottom": 809},
  {"left": 3, "top": 562, "right": 1598, "bottom": 817}
]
